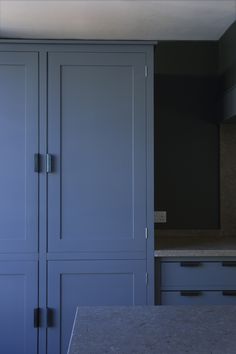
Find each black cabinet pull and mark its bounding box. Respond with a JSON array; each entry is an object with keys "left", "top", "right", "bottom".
[
  {"left": 180, "top": 261, "right": 201, "bottom": 267},
  {"left": 180, "top": 290, "right": 202, "bottom": 296},
  {"left": 34, "top": 308, "right": 41, "bottom": 328},
  {"left": 46, "top": 154, "right": 53, "bottom": 173},
  {"left": 34, "top": 153, "right": 40, "bottom": 173},
  {"left": 222, "top": 261, "right": 236, "bottom": 267},
  {"left": 222, "top": 290, "right": 236, "bottom": 296},
  {"left": 47, "top": 307, "right": 54, "bottom": 328}
]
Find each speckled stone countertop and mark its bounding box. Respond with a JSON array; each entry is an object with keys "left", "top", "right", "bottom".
[
  {"left": 68, "top": 306, "right": 236, "bottom": 354},
  {"left": 155, "top": 236, "right": 236, "bottom": 257}
]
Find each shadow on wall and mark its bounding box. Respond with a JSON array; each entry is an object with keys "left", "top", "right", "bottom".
[{"left": 155, "top": 41, "right": 220, "bottom": 231}]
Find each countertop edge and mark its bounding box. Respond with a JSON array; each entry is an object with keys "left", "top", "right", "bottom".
[{"left": 154, "top": 249, "right": 236, "bottom": 257}]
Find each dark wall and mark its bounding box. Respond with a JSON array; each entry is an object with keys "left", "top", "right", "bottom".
[
  {"left": 218, "top": 21, "right": 236, "bottom": 235},
  {"left": 155, "top": 42, "right": 220, "bottom": 229}
]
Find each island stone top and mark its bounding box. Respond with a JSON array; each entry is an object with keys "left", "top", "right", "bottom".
[{"left": 67, "top": 305, "right": 236, "bottom": 354}]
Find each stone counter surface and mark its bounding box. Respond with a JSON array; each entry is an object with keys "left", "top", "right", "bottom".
[
  {"left": 67, "top": 306, "right": 236, "bottom": 354},
  {"left": 155, "top": 236, "right": 236, "bottom": 257}
]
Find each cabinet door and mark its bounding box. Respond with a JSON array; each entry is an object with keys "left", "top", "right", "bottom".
[
  {"left": 47, "top": 260, "right": 146, "bottom": 354},
  {"left": 0, "top": 261, "right": 38, "bottom": 354},
  {"left": 48, "top": 51, "right": 146, "bottom": 254},
  {"left": 0, "top": 52, "right": 38, "bottom": 252}
]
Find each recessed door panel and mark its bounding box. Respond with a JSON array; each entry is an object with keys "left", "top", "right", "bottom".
[
  {"left": 47, "top": 259, "right": 146, "bottom": 354},
  {"left": 48, "top": 51, "right": 146, "bottom": 253},
  {"left": 0, "top": 261, "right": 38, "bottom": 354},
  {"left": 0, "top": 52, "right": 38, "bottom": 252}
]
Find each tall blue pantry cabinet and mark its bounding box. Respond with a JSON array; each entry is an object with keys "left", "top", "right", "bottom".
[{"left": 0, "top": 41, "right": 154, "bottom": 354}]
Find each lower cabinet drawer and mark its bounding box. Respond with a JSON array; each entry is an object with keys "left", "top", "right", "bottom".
[
  {"left": 161, "top": 261, "right": 236, "bottom": 289},
  {"left": 161, "top": 290, "right": 236, "bottom": 305}
]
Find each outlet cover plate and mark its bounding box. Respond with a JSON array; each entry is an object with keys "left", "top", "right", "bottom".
[{"left": 154, "top": 211, "right": 167, "bottom": 223}]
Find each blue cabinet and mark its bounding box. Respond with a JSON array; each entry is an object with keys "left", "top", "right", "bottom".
[
  {"left": 0, "top": 261, "right": 38, "bottom": 354},
  {"left": 0, "top": 42, "right": 154, "bottom": 354},
  {"left": 161, "top": 290, "right": 236, "bottom": 305},
  {"left": 47, "top": 260, "right": 147, "bottom": 354},
  {"left": 0, "top": 51, "right": 39, "bottom": 354},
  {"left": 0, "top": 52, "right": 39, "bottom": 253},
  {"left": 47, "top": 51, "right": 147, "bottom": 255},
  {"left": 46, "top": 47, "right": 153, "bottom": 353},
  {"left": 158, "top": 258, "right": 236, "bottom": 305}
]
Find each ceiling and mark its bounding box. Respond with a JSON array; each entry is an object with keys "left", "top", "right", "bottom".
[{"left": 0, "top": 0, "right": 235, "bottom": 41}]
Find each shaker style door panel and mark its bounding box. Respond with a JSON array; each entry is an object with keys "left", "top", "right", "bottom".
[
  {"left": 0, "top": 52, "right": 39, "bottom": 252},
  {"left": 0, "top": 261, "right": 38, "bottom": 354},
  {"left": 48, "top": 51, "right": 147, "bottom": 254},
  {"left": 47, "top": 259, "right": 147, "bottom": 354}
]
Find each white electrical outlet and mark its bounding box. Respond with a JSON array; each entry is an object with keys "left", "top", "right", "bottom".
[{"left": 154, "top": 211, "right": 167, "bottom": 223}]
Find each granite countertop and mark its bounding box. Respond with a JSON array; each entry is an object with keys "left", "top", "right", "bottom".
[
  {"left": 68, "top": 306, "right": 236, "bottom": 354},
  {"left": 155, "top": 236, "right": 236, "bottom": 257}
]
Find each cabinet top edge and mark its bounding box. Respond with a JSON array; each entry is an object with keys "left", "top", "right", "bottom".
[
  {"left": 0, "top": 38, "right": 157, "bottom": 45},
  {"left": 155, "top": 249, "right": 236, "bottom": 258}
]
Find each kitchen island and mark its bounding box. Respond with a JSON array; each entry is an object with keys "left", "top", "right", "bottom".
[{"left": 67, "top": 306, "right": 236, "bottom": 354}]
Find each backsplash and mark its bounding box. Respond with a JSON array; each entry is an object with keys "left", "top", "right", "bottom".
[
  {"left": 157, "top": 124, "right": 236, "bottom": 239},
  {"left": 156, "top": 27, "right": 236, "bottom": 239},
  {"left": 155, "top": 42, "right": 219, "bottom": 230},
  {"left": 220, "top": 124, "right": 236, "bottom": 235}
]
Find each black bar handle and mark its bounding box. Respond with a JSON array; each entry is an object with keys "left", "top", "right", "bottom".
[
  {"left": 46, "top": 154, "right": 53, "bottom": 173},
  {"left": 222, "top": 261, "right": 236, "bottom": 267},
  {"left": 222, "top": 290, "right": 236, "bottom": 296},
  {"left": 180, "top": 261, "right": 201, "bottom": 267},
  {"left": 47, "top": 307, "right": 54, "bottom": 328},
  {"left": 180, "top": 290, "right": 202, "bottom": 296},
  {"left": 34, "top": 308, "right": 41, "bottom": 328},
  {"left": 34, "top": 153, "right": 40, "bottom": 173}
]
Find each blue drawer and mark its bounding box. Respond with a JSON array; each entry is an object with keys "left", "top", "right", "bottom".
[
  {"left": 161, "top": 290, "right": 236, "bottom": 305},
  {"left": 161, "top": 261, "right": 236, "bottom": 290}
]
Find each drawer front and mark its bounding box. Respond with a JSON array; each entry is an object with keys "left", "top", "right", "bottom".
[
  {"left": 161, "top": 261, "right": 236, "bottom": 290},
  {"left": 161, "top": 290, "right": 236, "bottom": 305}
]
